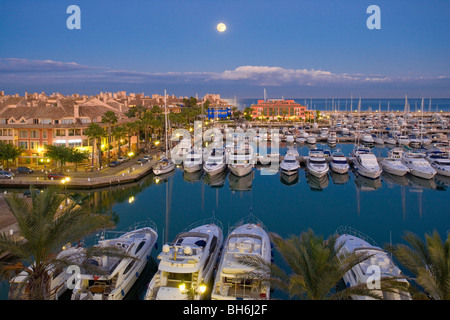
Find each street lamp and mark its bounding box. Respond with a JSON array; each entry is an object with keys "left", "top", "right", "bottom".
[{"left": 61, "top": 177, "right": 70, "bottom": 206}]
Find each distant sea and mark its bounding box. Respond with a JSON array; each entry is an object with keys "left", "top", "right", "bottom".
[{"left": 225, "top": 98, "right": 450, "bottom": 113}]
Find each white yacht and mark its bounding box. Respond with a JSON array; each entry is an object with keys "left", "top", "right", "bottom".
[
  {"left": 335, "top": 226, "right": 412, "bottom": 300},
  {"left": 72, "top": 221, "right": 158, "bottom": 300},
  {"left": 285, "top": 134, "right": 294, "bottom": 143},
  {"left": 144, "top": 218, "right": 223, "bottom": 300},
  {"left": 280, "top": 154, "right": 300, "bottom": 176},
  {"left": 397, "top": 135, "right": 410, "bottom": 146},
  {"left": 203, "top": 148, "right": 227, "bottom": 176},
  {"left": 351, "top": 146, "right": 382, "bottom": 179},
  {"left": 306, "top": 135, "right": 317, "bottom": 145},
  {"left": 380, "top": 148, "right": 410, "bottom": 176},
  {"left": 212, "top": 217, "right": 272, "bottom": 300},
  {"left": 361, "top": 133, "right": 375, "bottom": 146},
  {"left": 153, "top": 156, "right": 175, "bottom": 175},
  {"left": 9, "top": 243, "right": 85, "bottom": 300},
  {"left": 183, "top": 148, "right": 203, "bottom": 173},
  {"left": 306, "top": 149, "right": 329, "bottom": 178},
  {"left": 154, "top": 89, "right": 175, "bottom": 176},
  {"left": 385, "top": 136, "right": 397, "bottom": 145},
  {"left": 327, "top": 131, "right": 337, "bottom": 145},
  {"left": 228, "top": 138, "right": 255, "bottom": 177},
  {"left": 426, "top": 150, "right": 450, "bottom": 177},
  {"left": 401, "top": 151, "right": 437, "bottom": 179},
  {"left": 329, "top": 150, "right": 349, "bottom": 174}
]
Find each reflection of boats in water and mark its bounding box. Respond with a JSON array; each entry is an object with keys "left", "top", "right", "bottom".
[
  {"left": 280, "top": 171, "right": 299, "bottom": 186},
  {"left": 353, "top": 171, "right": 382, "bottom": 191},
  {"left": 183, "top": 168, "right": 204, "bottom": 182},
  {"left": 229, "top": 171, "right": 254, "bottom": 191},
  {"left": 407, "top": 173, "right": 437, "bottom": 190},
  {"left": 330, "top": 171, "right": 349, "bottom": 185},
  {"left": 381, "top": 171, "right": 408, "bottom": 187},
  {"left": 203, "top": 169, "right": 227, "bottom": 188},
  {"left": 434, "top": 174, "right": 450, "bottom": 187},
  {"left": 305, "top": 171, "right": 329, "bottom": 190}
]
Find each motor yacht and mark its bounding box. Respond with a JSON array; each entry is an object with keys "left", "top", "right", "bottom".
[
  {"left": 9, "top": 243, "right": 85, "bottom": 300},
  {"left": 401, "top": 151, "right": 437, "bottom": 179},
  {"left": 329, "top": 150, "right": 349, "bottom": 174},
  {"left": 228, "top": 138, "right": 255, "bottom": 177},
  {"left": 306, "top": 149, "right": 329, "bottom": 178},
  {"left": 426, "top": 150, "right": 450, "bottom": 177},
  {"left": 335, "top": 226, "right": 412, "bottom": 300},
  {"left": 144, "top": 218, "right": 223, "bottom": 300},
  {"left": 203, "top": 148, "right": 227, "bottom": 176},
  {"left": 72, "top": 221, "right": 158, "bottom": 300},
  {"left": 380, "top": 148, "right": 410, "bottom": 176},
  {"left": 183, "top": 147, "right": 203, "bottom": 173},
  {"left": 351, "top": 146, "right": 382, "bottom": 179},
  {"left": 280, "top": 154, "right": 300, "bottom": 176},
  {"left": 212, "top": 216, "right": 272, "bottom": 300}
]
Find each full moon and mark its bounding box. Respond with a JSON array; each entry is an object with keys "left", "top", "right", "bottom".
[{"left": 217, "top": 23, "right": 226, "bottom": 32}]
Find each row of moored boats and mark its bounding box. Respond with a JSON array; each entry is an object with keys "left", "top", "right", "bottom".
[{"left": 9, "top": 218, "right": 414, "bottom": 300}]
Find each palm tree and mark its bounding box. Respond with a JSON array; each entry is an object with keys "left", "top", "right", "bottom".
[
  {"left": 386, "top": 230, "right": 450, "bottom": 300},
  {"left": 84, "top": 123, "right": 105, "bottom": 170},
  {"left": 101, "top": 111, "right": 118, "bottom": 164},
  {"left": 0, "top": 187, "right": 115, "bottom": 300},
  {"left": 112, "top": 125, "right": 127, "bottom": 158},
  {"left": 238, "top": 229, "right": 393, "bottom": 300}
]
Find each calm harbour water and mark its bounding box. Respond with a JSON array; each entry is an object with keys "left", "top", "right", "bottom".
[{"left": 1, "top": 142, "right": 449, "bottom": 300}]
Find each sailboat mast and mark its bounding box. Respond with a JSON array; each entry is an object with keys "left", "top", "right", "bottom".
[{"left": 164, "top": 89, "right": 168, "bottom": 158}]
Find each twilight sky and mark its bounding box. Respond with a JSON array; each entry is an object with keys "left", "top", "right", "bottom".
[{"left": 0, "top": 0, "right": 449, "bottom": 99}]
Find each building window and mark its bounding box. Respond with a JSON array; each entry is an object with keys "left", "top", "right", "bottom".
[
  {"left": 19, "top": 141, "right": 28, "bottom": 150},
  {"left": 42, "top": 130, "right": 47, "bottom": 139},
  {"left": 19, "top": 130, "right": 28, "bottom": 139},
  {"left": 40, "top": 119, "right": 52, "bottom": 125},
  {"left": 61, "top": 119, "right": 74, "bottom": 124},
  {"left": 30, "top": 141, "right": 39, "bottom": 150},
  {"left": 30, "top": 130, "right": 39, "bottom": 139}
]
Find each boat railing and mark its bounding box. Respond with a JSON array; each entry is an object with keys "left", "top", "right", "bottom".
[
  {"left": 98, "top": 219, "right": 158, "bottom": 240},
  {"left": 180, "top": 216, "right": 224, "bottom": 235},
  {"left": 335, "top": 225, "right": 379, "bottom": 247},
  {"left": 229, "top": 213, "right": 268, "bottom": 235}
]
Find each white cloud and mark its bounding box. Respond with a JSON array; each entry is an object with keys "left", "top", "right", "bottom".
[{"left": 0, "top": 58, "right": 96, "bottom": 73}]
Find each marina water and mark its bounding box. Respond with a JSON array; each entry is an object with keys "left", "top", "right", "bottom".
[{"left": 1, "top": 142, "right": 449, "bottom": 300}]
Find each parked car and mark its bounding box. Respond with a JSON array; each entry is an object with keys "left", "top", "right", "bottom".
[
  {"left": 23, "top": 189, "right": 42, "bottom": 197},
  {"left": 109, "top": 161, "right": 121, "bottom": 167},
  {"left": 0, "top": 171, "right": 14, "bottom": 179},
  {"left": 47, "top": 172, "right": 68, "bottom": 180},
  {"left": 143, "top": 155, "right": 153, "bottom": 161},
  {"left": 117, "top": 156, "right": 129, "bottom": 163},
  {"left": 16, "top": 166, "right": 34, "bottom": 174},
  {"left": 136, "top": 158, "right": 147, "bottom": 164}
]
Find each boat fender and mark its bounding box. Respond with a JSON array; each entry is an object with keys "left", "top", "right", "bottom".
[
  {"left": 136, "top": 272, "right": 139, "bottom": 278},
  {"left": 121, "top": 289, "right": 125, "bottom": 296}
]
